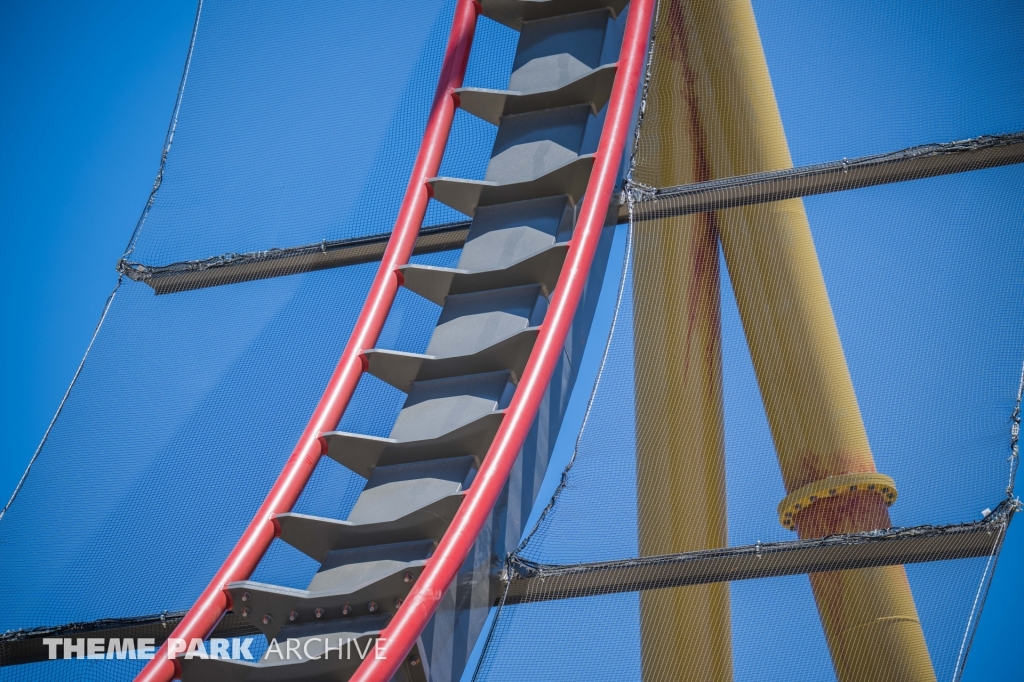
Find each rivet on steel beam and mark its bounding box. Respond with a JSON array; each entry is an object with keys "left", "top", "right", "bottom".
[
  {"left": 403, "top": 572, "right": 414, "bottom": 583},
  {"left": 394, "top": 598, "right": 404, "bottom": 609},
  {"left": 262, "top": 614, "right": 272, "bottom": 625},
  {"left": 367, "top": 601, "right": 379, "bottom": 614},
  {"left": 288, "top": 611, "right": 298, "bottom": 622},
  {"left": 241, "top": 607, "right": 251, "bottom": 618},
  {"left": 341, "top": 603, "right": 352, "bottom": 616},
  {"left": 314, "top": 608, "right": 325, "bottom": 619},
  {"left": 410, "top": 655, "right": 421, "bottom": 667},
  {"left": 241, "top": 592, "right": 250, "bottom": 602}
]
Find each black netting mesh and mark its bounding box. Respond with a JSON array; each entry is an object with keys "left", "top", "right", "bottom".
[
  {"left": 477, "top": 165, "right": 1022, "bottom": 678},
  {"left": 0, "top": 0, "right": 517, "bottom": 679},
  {"left": 122, "top": 0, "right": 516, "bottom": 268},
  {"left": 2, "top": 0, "right": 1021, "bottom": 680},
  {"left": 473, "top": 0, "right": 1022, "bottom": 680}
]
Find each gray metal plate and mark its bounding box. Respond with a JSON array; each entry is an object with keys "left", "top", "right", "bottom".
[
  {"left": 481, "top": 0, "right": 628, "bottom": 30},
  {"left": 324, "top": 412, "right": 504, "bottom": 479},
  {"left": 348, "top": 457, "right": 477, "bottom": 525},
  {"left": 459, "top": 195, "right": 572, "bottom": 272},
  {"left": 365, "top": 328, "right": 538, "bottom": 393},
  {"left": 456, "top": 64, "right": 617, "bottom": 125},
  {"left": 275, "top": 495, "right": 464, "bottom": 562},
  {"left": 225, "top": 561, "right": 426, "bottom": 640},
  {"left": 398, "top": 243, "right": 568, "bottom": 305},
  {"left": 427, "top": 288, "right": 546, "bottom": 360},
  {"left": 428, "top": 155, "right": 594, "bottom": 216}
]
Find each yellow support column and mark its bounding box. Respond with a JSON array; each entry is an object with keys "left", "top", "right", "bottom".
[
  {"left": 632, "top": 1, "right": 732, "bottom": 679},
  {"left": 646, "top": 0, "right": 937, "bottom": 680}
]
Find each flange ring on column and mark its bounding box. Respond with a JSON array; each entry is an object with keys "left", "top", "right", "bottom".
[{"left": 777, "top": 472, "right": 898, "bottom": 530}]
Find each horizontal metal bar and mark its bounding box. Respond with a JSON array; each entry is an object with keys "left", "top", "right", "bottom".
[
  {"left": 502, "top": 500, "right": 1015, "bottom": 604},
  {"left": 624, "top": 131, "right": 1024, "bottom": 220},
  {"left": 118, "top": 132, "right": 1022, "bottom": 295},
  {"left": 0, "top": 612, "right": 259, "bottom": 667},
  {"left": 117, "top": 221, "right": 471, "bottom": 295},
  {"left": 2, "top": 503, "right": 1013, "bottom": 666}
]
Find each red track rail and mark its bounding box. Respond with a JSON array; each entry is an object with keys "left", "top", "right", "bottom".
[
  {"left": 134, "top": 1, "right": 481, "bottom": 679},
  {"left": 351, "top": 0, "right": 656, "bottom": 678}
]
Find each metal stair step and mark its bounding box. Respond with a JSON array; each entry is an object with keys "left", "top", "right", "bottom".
[
  {"left": 454, "top": 7, "right": 621, "bottom": 124},
  {"left": 324, "top": 371, "right": 515, "bottom": 473},
  {"left": 457, "top": 195, "right": 574, "bottom": 272},
  {"left": 482, "top": 0, "right": 628, "bottom": 30},
  {"left": 485, "top": 104, "right": 595, "bottom": 183},
  {"left": 510, "top": 9, "right": 618, "bottom": 90},
  {"left": 428, "top": 156, "right": 593, "bottom": 217},
  {"left": 365, "top": 194, "right": 572, "bottom": 390},
  {"left": 429, "top": 103, "right": 597, "bottom": 216},
  {"left": 426, "top": 286, "right": 547, "bottom": 359},
  {"left": 456, "top": 63, "right": 617, "bottom": 124},
  {"left": 225, "top": 546, "right": 430, "bottom": 640},
  {"left": 323, "top": 412, "right": 505, "bottom": 478},
  {"left": 365, "top": 328, "right": 538, "bottom": 392},
  {"left": 397, "top": 243, "right": 567, "bottom": 305},
  {"left": 275, "top": 496, "right": 463, "bottom": 562},
  {"left": 346, "top": 457, "right": 478, "bottom": 525}
]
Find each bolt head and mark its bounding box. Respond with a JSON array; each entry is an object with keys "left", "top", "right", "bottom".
[
  {"left": 314, "top": 608, "right": 325, "bottom": 619},
  {"left": 394, "top": 598, "right": 404, "bottom": 609},
  {"left": 241, "top": 592, "right": 250, "bottom": 602},
  {"left": 341, "top": 603, "right": 352, "bottom": 616},
  {"left": 241, "top": 607, "right": 251, "bottom": 618},
  {"left": 367, "top": 601, "right": 379, "bottom": 614},
  {"left": 403, "top": 572, "right": 414, "bottom": 583},
  {"left": 262, "top": 614, "right": 272, "bottom": 625},
  {"left": 288, "top": 611, "right": 298, "bottom": 622},
  {"left": 410, "top": 656, "right": 421, "bottom": 667}
]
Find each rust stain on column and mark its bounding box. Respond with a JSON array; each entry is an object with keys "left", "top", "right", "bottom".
[
  {"left": 635, "top": 0, "right": 937, "bottom": 680},
  {"left": 632, "top": 1, "right": 731, "bottom": 679}
]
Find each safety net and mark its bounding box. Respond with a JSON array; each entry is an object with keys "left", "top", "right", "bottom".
[
  {"left": 473, "top": 0, "right": 1023, "bottom": 681},
  {"left": 475, "top": 166, "right": 1022, "bottom": 681},
  {"left": 0, "top": 0, "right": 517, "bottom": 678},
  {"left": 1, "top": 0, "right": 1022, "bottom": 681}
]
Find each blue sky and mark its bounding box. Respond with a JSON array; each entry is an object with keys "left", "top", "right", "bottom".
[{"left": 0, "top": 0, "right": 1020, "bottom": 680}]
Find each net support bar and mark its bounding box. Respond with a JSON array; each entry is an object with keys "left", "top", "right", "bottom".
[
  {"left": 626, "top": 131, "right": 1024, "bottom": 219},
  {"left": 119, "top": 222, "right": 471, "bottom": 295},
  {"left": 503, "top": 501, "right": 1016, "bottom": 604},
  {"left": 4, "top": 503, "right": 1013, "bottom": 667},
  {"left": 118, "top": 132, "right": 1022, "bottom": 295},
  {"left": 0, "top": 614, "right": 259, "bottom": 668}
]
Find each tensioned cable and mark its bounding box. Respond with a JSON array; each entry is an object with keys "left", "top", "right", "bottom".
[
  {"left": 0, "top": 0, "right": 207, "bottom": 526},
  {"left": 0, "top": 284, "right": 120, "bottom": 523},
  {"left": 119, "top": 0, "right": 204, "bottom": 261}
]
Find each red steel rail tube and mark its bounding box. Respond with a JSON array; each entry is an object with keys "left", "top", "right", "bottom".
[
  {"left": 351, "top": 0, "right": 657, "bottom": 678},
  {"left": 134, "top": 2, "right": 481, "bottom": 679}
]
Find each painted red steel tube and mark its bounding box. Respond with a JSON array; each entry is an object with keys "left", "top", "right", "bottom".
[
  {"left": 133, "top": 2, "right": 481, "bottom": 679},
  {"left": 350, "top": 0, "right": 657, "bottom": 678}
]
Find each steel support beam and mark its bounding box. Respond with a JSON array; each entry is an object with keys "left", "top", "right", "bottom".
[
  {"left": 503, "top": 503, "right": 1014, "bottom": 604},
  {"left": 119, "top": 132, "right": 1022, "bottom": 295},
  {"left": 626, "top": 132, "right": 1024, "bottom": 220},
  {"left": 5, "top": 504, "right": 1012, "bottom": 668},
  {"left": 119, "top": 222, "right": 471, "bottom": 295},
  {"left": 0, "top": 614, "right": 258, "bottom": 668}
]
